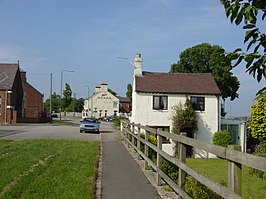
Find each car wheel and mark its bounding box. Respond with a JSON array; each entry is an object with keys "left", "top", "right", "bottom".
[{"left": 80, "top": 130, "right": 82, "bottom": 133}]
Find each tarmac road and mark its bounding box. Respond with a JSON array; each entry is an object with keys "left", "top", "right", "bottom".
[{"left": 0, "top": 123, "right": 100, "bottom": 141}]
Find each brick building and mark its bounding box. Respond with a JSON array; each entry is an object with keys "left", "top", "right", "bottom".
[
  {"left": 0, "top": 63, "right": 46, "bottom": 124},
  {"left": 20, "top": 71, "right": 44, "bottom": 120},
  {"left": 0, "top": 64, "right": 23, "bottom": 124}
]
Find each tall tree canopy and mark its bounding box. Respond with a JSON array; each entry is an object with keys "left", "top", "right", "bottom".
[
  {"left": 170, "top": 43, "right": 240, "bottom": 101},
  {"left": 62, "top": 83, "right": 72, "bottom": 110},
  {"left": 220, "top": 0, "right": 266, "bottom": 96}
]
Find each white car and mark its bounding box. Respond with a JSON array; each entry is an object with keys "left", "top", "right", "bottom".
[{"left": 80, "top": 118, "right": 100, "bottom": 133}]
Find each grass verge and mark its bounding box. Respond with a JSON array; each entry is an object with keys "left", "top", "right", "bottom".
[
  {"left": 0, "top": 139, "right": 99, "bottom": 199},
  {"left": 186, "top": 158, "right": 266, "bottom": 199}
]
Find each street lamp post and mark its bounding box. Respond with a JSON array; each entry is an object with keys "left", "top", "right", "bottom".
[{"left": 60, "top": 70, "right": 74, "bottom": 121}]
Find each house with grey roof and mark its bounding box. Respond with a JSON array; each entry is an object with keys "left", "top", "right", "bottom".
[
  {"left": 0, "top": 63, "right": 46, "bottom": 124},
  {"left": 130, "top": 53, "right": 222, "bottom": 157},
  {"left": 0, "top": 63, "right": 23, "bottom": 124}
]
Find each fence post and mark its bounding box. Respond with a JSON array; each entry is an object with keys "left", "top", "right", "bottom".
[
  {"left": 120, "top": 120, "right": 123, "bottom": 132},
  {"left": 228, "top": 145, "right": 242, "bottom": 196},
  {"left": 137, "top": 124, "right": 141, "bottom": 153},
  {"left": 128, "top": 122, "right": 134, "bottom": 148},
  {"left": 156, "top": 130, "right": 162, "bottom": 186},
  {"left": 144, "top": 129, "right": 149, "bottom": 170},
  {"left": 178, "top": 132, "right": 187, "bottom": 199}
]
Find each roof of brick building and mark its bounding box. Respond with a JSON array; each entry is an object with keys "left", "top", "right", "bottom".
[{"left": 0, "top": 64, "right": 19, "bottom": 90}]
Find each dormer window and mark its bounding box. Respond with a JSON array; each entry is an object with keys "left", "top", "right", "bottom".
[{"left": 153, "top": 96, "right": 168, "bottom": 110}]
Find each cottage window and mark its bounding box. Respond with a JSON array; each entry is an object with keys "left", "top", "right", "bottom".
[
  {"left": 190, "top": 97, "right": 205, "bottom": 111},
  {"left": 113, "top": 101, "right": 118, "bottom": 109},
  {"left": 153, "top": 96, "right": 168, "bottom": 110}
]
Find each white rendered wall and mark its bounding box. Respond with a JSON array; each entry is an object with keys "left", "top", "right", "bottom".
[{"left": 131, "top": 91, "right": 221, "bottom": 157}]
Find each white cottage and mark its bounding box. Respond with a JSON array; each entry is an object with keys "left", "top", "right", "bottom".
[
  {"left": 82, "top": 83, "right": 119, "bottom": 119},
  {"left": 130, "top": 53, "right": 222, "bottom": 157}
]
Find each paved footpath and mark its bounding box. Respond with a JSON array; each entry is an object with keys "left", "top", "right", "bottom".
[{"left": 101, "top": 127, "right": 162, "bottom": 199}]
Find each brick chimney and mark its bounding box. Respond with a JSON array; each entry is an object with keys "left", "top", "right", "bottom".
[
  {"left": 134, "top": 53, "right": 143, "bottom": 76},
  {"left": 20, "top": 70, "right": 27, "bottom": 82}
]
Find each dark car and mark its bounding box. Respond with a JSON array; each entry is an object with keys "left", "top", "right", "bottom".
[{"left": 80, "top": 118, "right": 100, "bottom": 133}]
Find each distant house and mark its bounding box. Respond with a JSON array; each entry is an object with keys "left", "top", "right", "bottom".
[
  {"left": 82, "top": 83, "right": 119, "bottom": 118},
  {"left": 130, "top": 53, "right": 222, "bottom": 157},
  {"left": 0, "top": 63, "right": 23, "bottom": 124},
  {"left": 0, "top": 63, "right": 46, "bottom": 124},
  {"left": 117, "top": 96, "right": 130, "bottom": 117}
]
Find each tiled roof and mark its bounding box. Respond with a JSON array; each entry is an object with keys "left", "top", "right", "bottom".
[
  {"left": 0, "top": 64, "right": 19, "bottom": 90},
  {"left": 117, "top": 96, "right": 130, "bottom": 102},
  {"left": 135, "top": 72, "right": 221, "bottom": 95}
]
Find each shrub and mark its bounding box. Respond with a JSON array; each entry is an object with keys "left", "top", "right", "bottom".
[
  {"left": 212, "top": 130, "right": 233, "bottom": 147},
  {"left": 248, "top": 141, "right": 266, "bottom": 179},
  {"left": 185, "top": 176, "right": 224, "bottom": 199}
]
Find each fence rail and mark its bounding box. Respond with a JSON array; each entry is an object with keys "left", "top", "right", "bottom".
[{"left": 121, "top": 121, "right": 266, "bottom": 199}]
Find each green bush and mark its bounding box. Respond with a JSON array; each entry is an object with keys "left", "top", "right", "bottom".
[
  {"left": 212, "top": 130, "right": 233, "bottom": 147},
  {"left": 248, "top": 141, "right": 266, "bottom": 179},
  {"left": 140, "top": 133, "right": 179, "bottom": 182},
  {"left": 185, "top": 176, "right": 224, "bottom": 199}
]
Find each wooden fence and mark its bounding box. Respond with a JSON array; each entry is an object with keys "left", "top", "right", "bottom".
[{"left": 120, "top": 121, "right": 266, "bottom": 199}]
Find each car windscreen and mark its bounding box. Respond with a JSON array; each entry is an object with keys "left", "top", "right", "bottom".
[{"left": 83, "top": 119, "right": 97, "bottom": 123}]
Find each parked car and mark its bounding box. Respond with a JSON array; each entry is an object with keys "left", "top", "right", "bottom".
[
  {"left": 51, "top": 112, "right": 58, "bottom": 118},
  {"left": 103, "top": 116, "right": 113, "bottom": 122},
  {"left": 80, "top": 118, "right": 100, "bottom": 133}
]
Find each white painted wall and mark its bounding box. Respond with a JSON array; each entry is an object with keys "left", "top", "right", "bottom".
[
  {"left": 83, "top": 84, "right": 119, "bottom": 118},
  {"left": 131, "top": 91, "right": 221, "bottom": 157}
]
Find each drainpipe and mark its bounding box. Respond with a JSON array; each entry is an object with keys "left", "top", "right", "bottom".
[
  {"left": 217, "top": 95, "right": 220, "bottom": 131},
  {"left": 4, "top": 89, "right": 8, "bottom": 124}
]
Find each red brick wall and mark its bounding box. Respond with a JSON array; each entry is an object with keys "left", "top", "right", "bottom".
[{"left": 23, "top": 82, "right": 43, "bottom": 118}]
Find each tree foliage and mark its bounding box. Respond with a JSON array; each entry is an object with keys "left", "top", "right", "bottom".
[
  {"left": 220, "top": 0, "right": 266, "bottom": 96},
  {"left": 108, "top": 88, "right": 117, "bottom": 96},
  {"left": 126, "top": 83, "right": 132, "bottom": 108},
  {"left": 250, "top": 92, "right": 266, "bottom": 141},
  {"left": 65, "top": 98, "right": 84, "bottom": 112},
  {"left": 44, "top": 92, "right": 60, "bottom": 112},
  {"left": 62, "top": 83, "right": 72, "bottom": 110},
  {"left": 248, "top": 141, "right": 266, "bottom": 179},
  {"left": 170, "top": 43, "right": 240, "bottom": 101},
  {"left": 171, "top": 97, "right": 197, "bottom": 135}
]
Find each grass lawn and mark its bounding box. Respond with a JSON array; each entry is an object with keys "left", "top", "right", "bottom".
[
  {"left": 187, "top": 158, "right": 266, "bottom": 199},
  {"left": 0, "top": 139, "right": 99, "bottom": 199}
]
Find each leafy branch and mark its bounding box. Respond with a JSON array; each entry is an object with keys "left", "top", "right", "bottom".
[{"left": 220, "top": 0, "right": 266, "bottom": 96}]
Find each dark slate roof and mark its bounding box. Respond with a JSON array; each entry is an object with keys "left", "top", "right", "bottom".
[
  {"left": 117, "top": 96, "right": 130, "bottom": 102},
  {"left": 0, "top": 64, "right": 19, "bottom": 90},
  {"left": 135, "top": 72, "right": 221, "bottom": 95}
]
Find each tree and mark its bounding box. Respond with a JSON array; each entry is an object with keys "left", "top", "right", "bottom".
[
  {"left": 170, "top": 43, "right": 240, "bottom": 101},
  {"left": 171, "top": 98, "right": 197, "bottom": 156},
  {"left": 62, "top": 83, "right": 72, "bottom": 110},
  {"left": 108, "top": 88, "right": 117, "bottom": 96},
  {"left": 126, "top": 83, "right": 132, "bottom": 108},
  {"left": 44, "top": 92, "right": 60, "bottom": 112},
  {"left": 220, "top": 0, "right": 266, "bottom": 96},
  {"left": 65, "top": 98, "right": 84, "bottom": 112},
  {"left": 250, "top": 92, "right": 266, "bottom": 142}
]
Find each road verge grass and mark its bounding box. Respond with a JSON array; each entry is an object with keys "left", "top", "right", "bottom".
[
  {"left": 0, "top": 139, "right": 99, "bottom": 199},
  {"left": 186, "top": 158, "right": 266, "bottom": 198}
]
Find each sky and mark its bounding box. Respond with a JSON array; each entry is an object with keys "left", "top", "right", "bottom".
[{"left": 0, "top": 0, "right": 265, "bottom": 117}]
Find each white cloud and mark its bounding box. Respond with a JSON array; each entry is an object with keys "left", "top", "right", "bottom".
[{"left": 0, "top": 44, "right": 23, "bottom": 63}]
